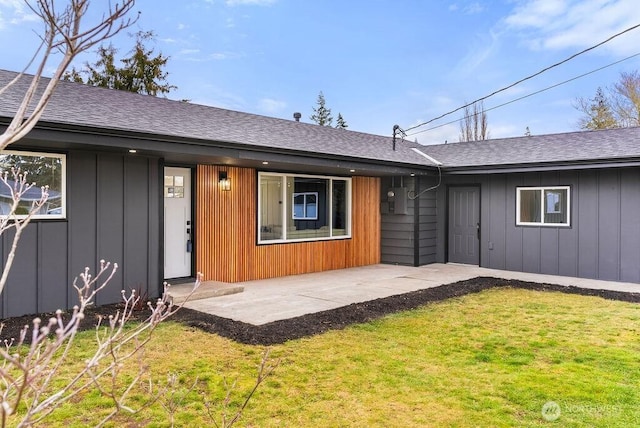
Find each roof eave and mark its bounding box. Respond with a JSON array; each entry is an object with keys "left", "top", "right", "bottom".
[
  {"left": 442, "top": 158, "right": 640, "bottom": 174},
  {"left": 0, "top": 119, "right": 437, "bottom": 176}
]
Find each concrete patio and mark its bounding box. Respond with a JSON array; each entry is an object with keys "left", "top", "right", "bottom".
[{"left": 168, "top": 263, "right": 640, "bottom": 326}]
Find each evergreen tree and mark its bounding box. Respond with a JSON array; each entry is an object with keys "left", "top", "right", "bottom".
[
  {"left": 335, "top": 113, "right": 348, "bottom": 129},
  {"left": 310, "top": 91, "right": 333, "bottom": 126},
  {"left": 64, "top": 31, "right": 176, "bottom": 96},
  {"left": 575, "top": 87, "right": 618, "bottom": 130}
]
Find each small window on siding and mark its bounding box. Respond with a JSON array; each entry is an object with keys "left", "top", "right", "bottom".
[
  {"left": 516, "top": 186, "right": 570, "bottom": 227},
  {"left": 0, "top": 151, "right": 66, "bottom": 219}
]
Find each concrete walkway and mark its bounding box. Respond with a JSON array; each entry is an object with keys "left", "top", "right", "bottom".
[{"left": 169, "top": 263, "right": 640, "bottom": 326}]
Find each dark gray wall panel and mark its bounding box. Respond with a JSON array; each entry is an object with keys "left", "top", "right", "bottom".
[
  {"left": 521, "top": 227, "right": 541, "bottom": 273},
  {"left": 486, "top": 176, "right": 506, "bottom": 269},
  {"left": 96, "top": 154, "right": 125, "bottom": 305},
  {"left": 577, "top": 171, "right": 598, "bottom": 279},
  {"left": 620, "top": 168, "right": 640, "bottom": 282},
  {"left": 504, "top": 174, "right": 523, "bottom": 271},
  {"left": 437, "top": 167, "right": 640, "bottom": 283},
  {"left": 68, "top": 151, "right": 98, "bottom": 306},
  {"left": 147, "top": 160, "right": 161, "bottom": 297},
  {"left": 597, "top": 171, "right": 620, "bottom": 281},
  {"left": 3, "top": 227, "right": 38, "bottom": 317},
  {"left": 539, "top": 228, "right": 559, "bottom": 275},
  {"left": 0, "top": 148, "right": 162, "bottom": 318},
  {"left": 38, "top": 222, "right": 69, "bottom": 313},
  {"left": 124, "top": 157, "right": 150, "bottom": 297}
]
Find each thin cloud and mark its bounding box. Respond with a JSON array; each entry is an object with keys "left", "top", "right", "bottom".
[
  {"left": 504, "top": 0, "right": 640, "bottom": 56},
  {"left": 0, "top": 0, "right": 37, "bottom": 29},
  {"left": 258, "top": 98, "right": 286, "bottom": 114},
  {"left": 449, "top": 2, "right": 485, "bottom": 15},
  {"left": 179, "top": 48, "right": 201, "bottom": 55},
  {"left": 463, "top": 2, "right": 485, "bottom": 14},
  {"left": 451, "top": 28, "right": 501, "bottom": 76}
]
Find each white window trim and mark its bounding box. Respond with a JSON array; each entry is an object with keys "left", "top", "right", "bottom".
[
  {"left": 0, "top": 150, "right": 67, "bottom": 220},
  {"left": 516, "top": 186, "right": 570, "bottom": 227},
  {"left": 258, "top": 172, "right": 352, "bottom": 244}
]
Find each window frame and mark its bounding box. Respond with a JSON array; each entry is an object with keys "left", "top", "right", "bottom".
[
  {"left": 516, "top": 186, "right": 570, "bottom": 227},
  {"left": 257, "top": 172, "right": 352, "bottom": 244},
  {"left": 0, "top": 150, "right": 67, "bottom": 220}
]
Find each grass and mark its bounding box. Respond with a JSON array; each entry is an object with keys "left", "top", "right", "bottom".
[{"left": 18, "top": 287, "right": 640, "bottom": 427}]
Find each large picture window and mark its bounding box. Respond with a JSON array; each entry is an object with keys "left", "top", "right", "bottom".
[
  {"left": 516, "top": 186, "right": 569, "bottom": 227},
  {"left": 258, "top": 172, "right": 351, "bottom": 243},
  {"left": 0, "top": 151, "right": 66, "bottom": 219}
]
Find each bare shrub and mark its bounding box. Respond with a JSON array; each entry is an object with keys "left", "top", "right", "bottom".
[{"left": 0, "top": 261, "right": 202, "bottom": 427}]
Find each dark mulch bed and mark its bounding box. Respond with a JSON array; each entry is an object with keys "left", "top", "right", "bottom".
[{"left": 2, "top": 277, "right": 639, "bottom": 346}]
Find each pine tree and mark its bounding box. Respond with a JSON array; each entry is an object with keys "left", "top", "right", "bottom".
[
  {"left": 64, "top": 31, "right": 176, "bottom": 96},
  {"left": 310, "top": 91, "right": 333, "bottom": 126},
  {"left": 335, "top": 113, "right": 348, "bottom": 129}
]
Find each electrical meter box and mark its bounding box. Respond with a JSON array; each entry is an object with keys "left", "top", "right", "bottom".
[{"left": 380, "top": 187, "right": 408, "bottom": 215}]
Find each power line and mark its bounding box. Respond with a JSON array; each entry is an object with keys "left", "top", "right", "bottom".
[
  {"left": 407, "top": 51, "right": 640, "bottom": 137},
  {"left": 403, "top": 22, "right": 640, "bottom": 133}
]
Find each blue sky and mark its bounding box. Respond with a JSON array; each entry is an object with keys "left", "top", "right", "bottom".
[{"left": 1, "top": 0, "right": 640, "bottom": 144}]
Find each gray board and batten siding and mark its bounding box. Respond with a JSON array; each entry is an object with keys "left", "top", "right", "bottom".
[
  {"left": 436, "top": 167, "right": 640, "bottom": 283},
  {"left": 0, "top": 149, "right": 162, "bottom": 318}
]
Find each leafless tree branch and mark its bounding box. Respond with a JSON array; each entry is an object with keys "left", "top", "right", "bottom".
[{"left": 0, "top": 0, "right": 139, "bottom": 150}]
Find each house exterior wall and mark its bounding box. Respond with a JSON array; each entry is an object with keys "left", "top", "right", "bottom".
[
  {"left": 0, "top": 150, "right": 162, "bottom": 318},
  {"left": 380, "top": 176, "right": 438, "bottom": 266},
  {"left": 436, "top": 167, "right": 640, "bottom": 283},
  {"left": 195, "top": 165, "right": 380, "bottom": 282}
]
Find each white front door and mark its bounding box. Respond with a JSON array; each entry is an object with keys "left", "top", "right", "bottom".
[{"left": 164, "top": 167, "right": 192, "bottom": 278}]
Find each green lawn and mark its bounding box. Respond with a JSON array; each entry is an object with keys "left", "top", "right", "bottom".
[{"left": 23, "top": 288, "right": 640, "bottom": 427}]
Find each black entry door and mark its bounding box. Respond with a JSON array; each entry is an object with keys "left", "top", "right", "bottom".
[{"left": 448, "top": 186, "right": 480, "bottom": 265}]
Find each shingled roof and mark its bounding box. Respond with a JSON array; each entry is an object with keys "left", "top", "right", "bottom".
[
  {"left": 420, "top": 126, "right": 640, "bottom": 170},
  {"left": 0, "top": 69, "right": 435, "bottom": 168},
  {"left": 2, "top": 69, "right": 640, "bottom": 172}
]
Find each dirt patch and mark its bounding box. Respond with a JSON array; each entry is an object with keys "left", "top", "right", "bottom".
[{"left": 2, "top": 277, "right": 639, "bottom": 346}]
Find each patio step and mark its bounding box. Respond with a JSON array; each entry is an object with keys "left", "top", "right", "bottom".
[{"left": 167, "top": 280, "right": 244, "bottom": 305}]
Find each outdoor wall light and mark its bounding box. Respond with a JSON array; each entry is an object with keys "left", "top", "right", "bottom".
[{"left": 219, "top": 171, "right": 231, "bottom": 191}]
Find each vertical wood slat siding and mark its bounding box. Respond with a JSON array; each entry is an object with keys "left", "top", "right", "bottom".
[{"left": 196, "top": 166, "right": 380, "bottom": 282}]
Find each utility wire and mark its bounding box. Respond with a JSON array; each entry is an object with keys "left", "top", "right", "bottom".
[
  {"left": 407, "top": 51, "right": 640, "bottom": 137},
  {"left": 403, "top": 22, "right": 640, "bottom": 133}
]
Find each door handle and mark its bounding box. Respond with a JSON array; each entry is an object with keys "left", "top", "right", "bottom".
[{"left": 476, "top": 222, "right": 480, "bottom": 240}]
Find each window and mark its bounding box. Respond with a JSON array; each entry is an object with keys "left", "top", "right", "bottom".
[
  {"left": 293, "top": 192, "right": 318, "bottom": 220},
  {"left": 164, "top": 175, "right": 185, "bottom": 198},
  {"left": 0, "top": 150, "right": 66, "bottom": 219},
  {"left": 516, "top": 186, "right": 569, "bottom": 226},
  {"left": 258, "top": 172, "right": 351, "bottom": 243}
]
